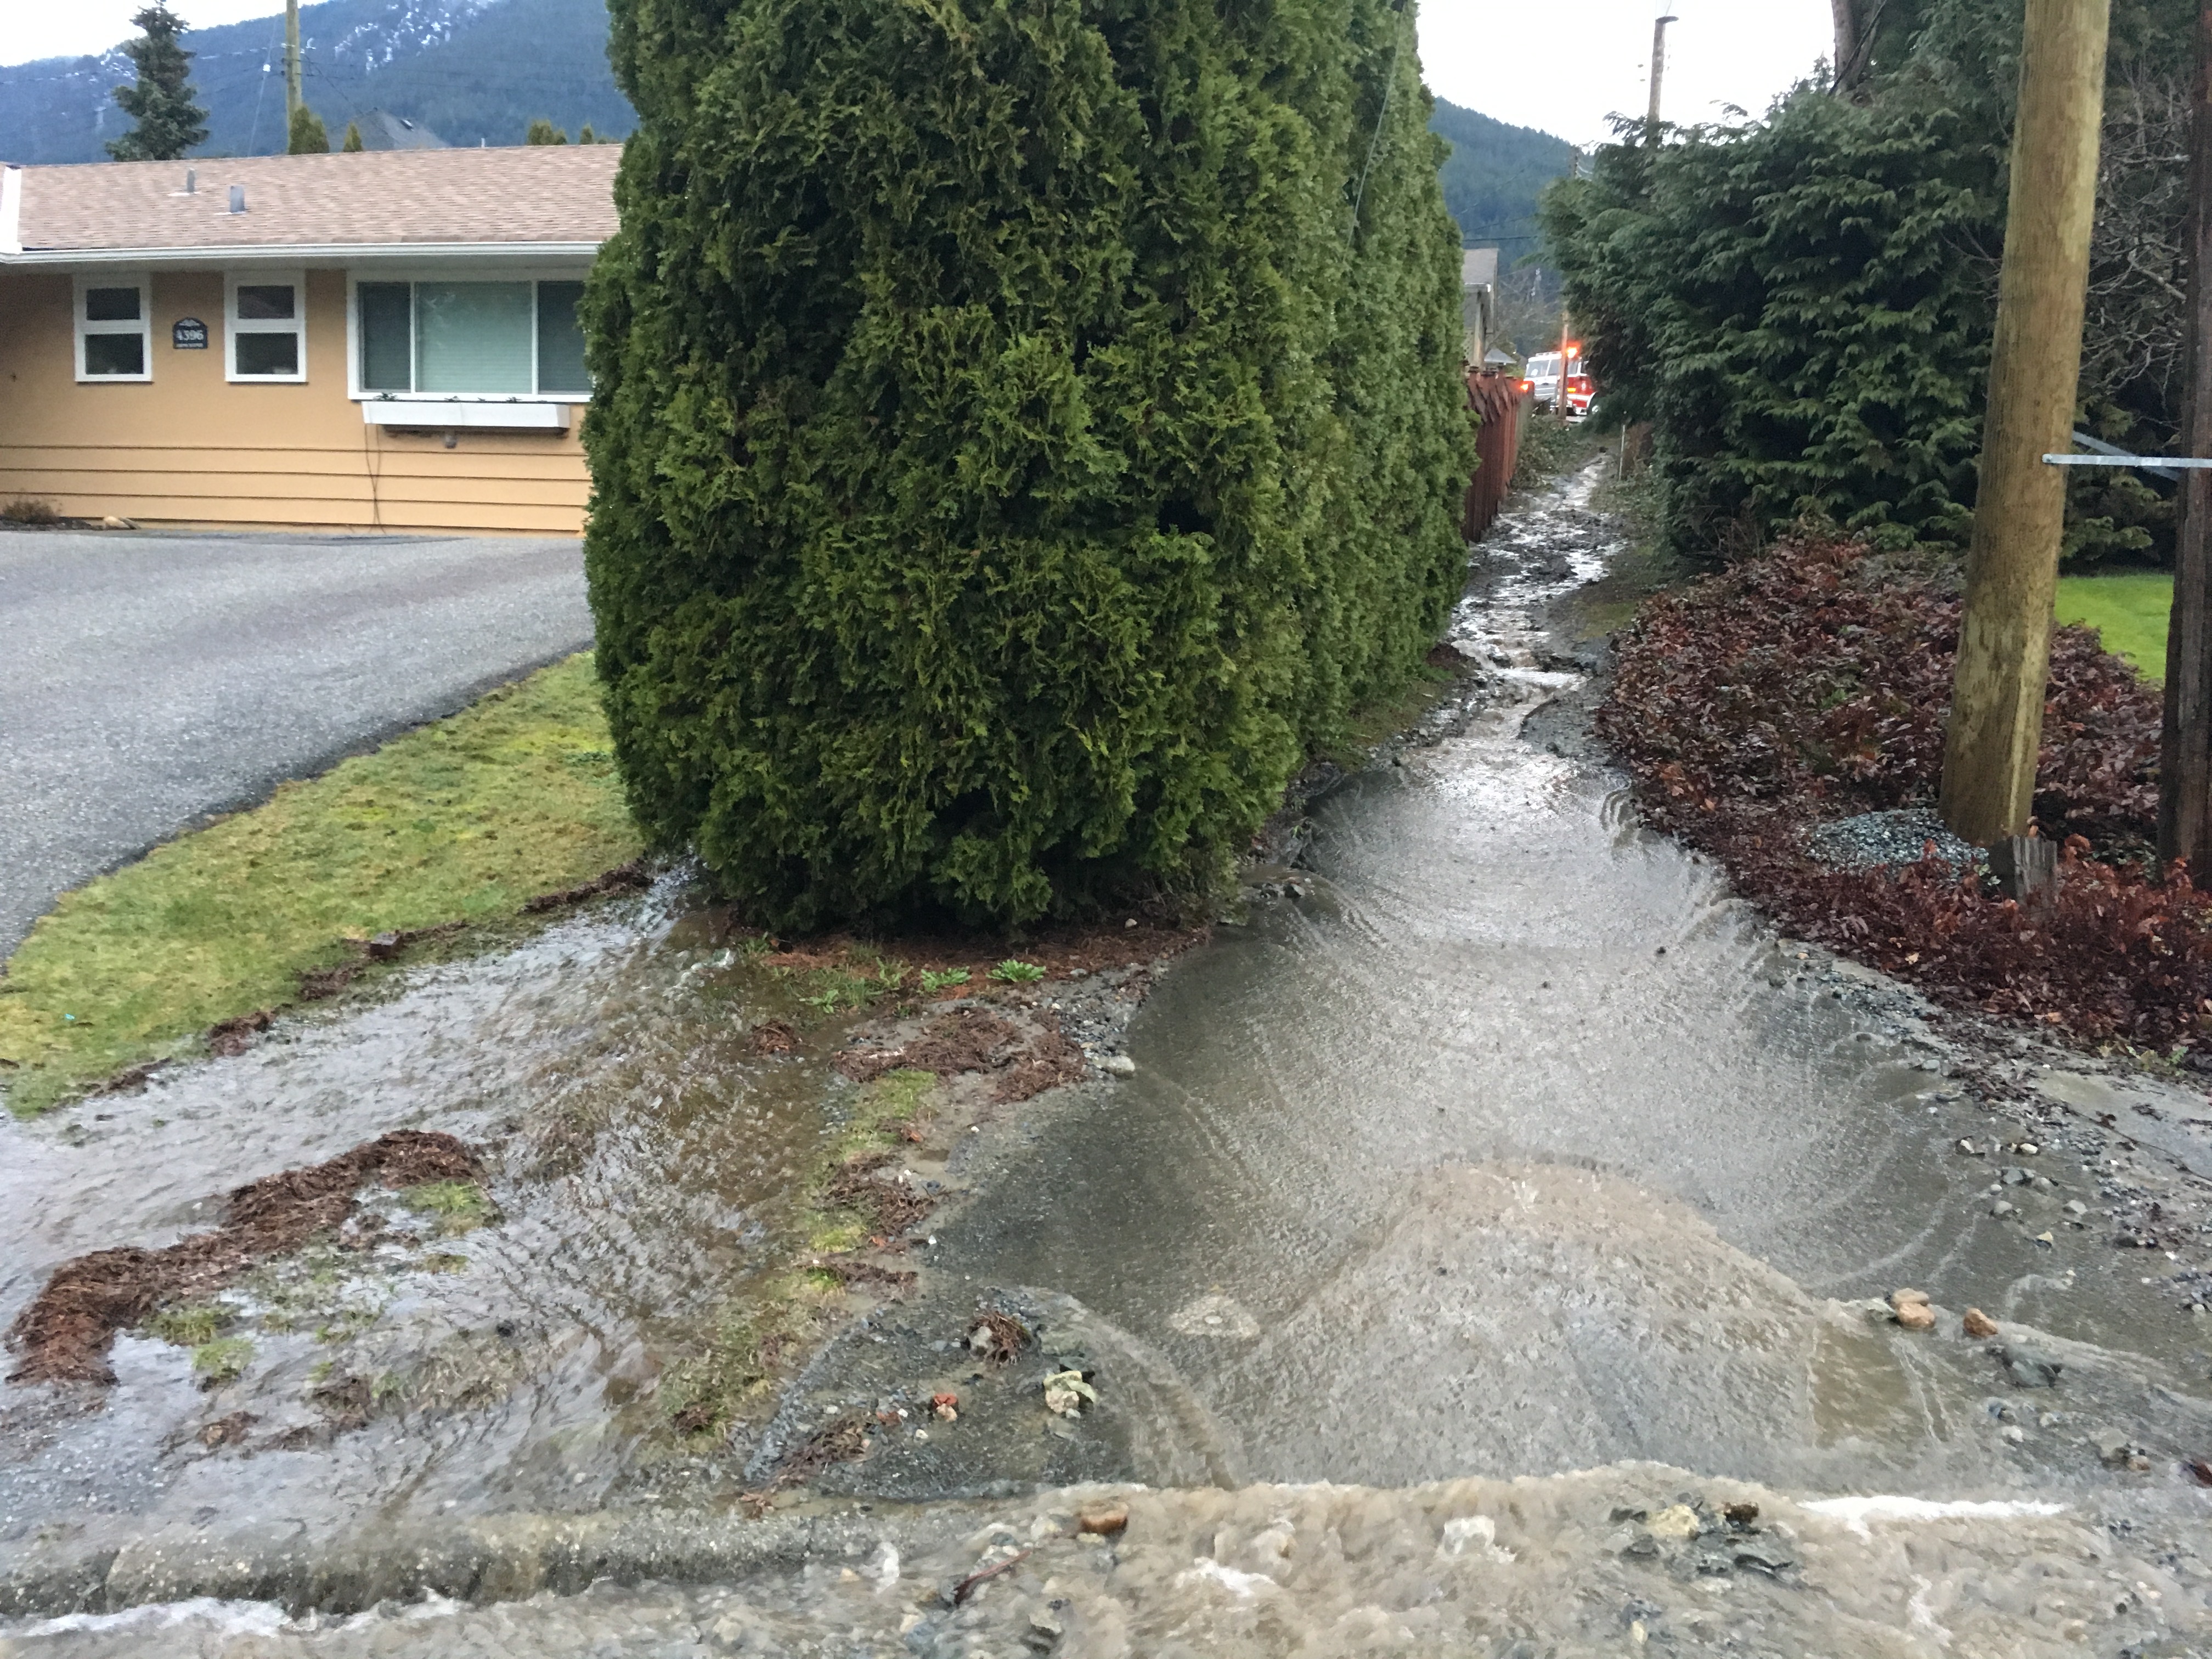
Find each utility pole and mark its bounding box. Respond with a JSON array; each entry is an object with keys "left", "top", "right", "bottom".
[
  {"left": 1939, "top": 0, "right": 2112, "bottom": 849},
  {"left": 285, "top": 0, "right": 301, "bottom": 125},
  {"left": 1647, "top": 14, "right": 1679, "bottom": 143},
  {"left": 2160, "top": 0, "right": 2212, "bottom": 870}
]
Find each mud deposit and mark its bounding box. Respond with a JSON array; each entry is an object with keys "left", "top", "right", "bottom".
[{"left": 7, "top": 461, "right": 2212, "bottom": 1655}]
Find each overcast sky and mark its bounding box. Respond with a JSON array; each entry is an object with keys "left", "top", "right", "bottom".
[{"left": 6, "top": 0, "right": 1838, "bottom": 146}]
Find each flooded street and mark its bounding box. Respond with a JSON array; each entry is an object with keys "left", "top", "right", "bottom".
[{"left": 6, "top": 460, "right": 2211, "bottom": 1656}]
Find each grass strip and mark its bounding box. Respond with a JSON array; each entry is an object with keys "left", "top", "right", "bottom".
[
  {"left": 2055, "top": 572, "right": 2172, "bottom": 682},
  {"left": 0, "top": 653, "right": 642, "bottom": 1116}
]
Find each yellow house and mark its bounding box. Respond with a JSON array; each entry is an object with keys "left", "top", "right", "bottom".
[{"left": 0, "top": 146, "right": 620, "bottom": 535}]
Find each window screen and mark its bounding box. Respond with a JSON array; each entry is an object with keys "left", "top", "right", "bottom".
[
  {"left": 416, "top": 281, "right": 533, "bottom": 394},
  {"left": 535, "top": 282, "right": 590, "bottom": 394},
  {"left": 358, "top": 283, "right": 413, "bottom": 392}
]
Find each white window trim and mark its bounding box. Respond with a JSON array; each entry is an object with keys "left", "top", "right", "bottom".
[
  {"left": 225, "top": 268, "right": 308, "bottom": 383},
  {"left": 75, "top": 273, "right": 152, "bottom": 383},
  {"left": 345, "top": 269, "right": 593, "bottom": 405}
]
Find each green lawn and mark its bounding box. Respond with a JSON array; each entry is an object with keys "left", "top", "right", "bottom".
[
  {"left": 0, "top": 654, "right": 643, "bottom": 1115},
  {"left": 2055, "top": 572, "right": 2172, "bottom": 682}
]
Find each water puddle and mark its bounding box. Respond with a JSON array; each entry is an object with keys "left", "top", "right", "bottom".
[{"left": 0, "top": 895, "right": 854, "bottom": 1542}]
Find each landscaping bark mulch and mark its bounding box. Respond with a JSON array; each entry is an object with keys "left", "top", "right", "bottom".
[
  {"left": 1598, "top": 535, "right": 2212, "bottom": 1052},
  {"left": 7, "top": 1130, "right": 481, "bottom": 1386}
]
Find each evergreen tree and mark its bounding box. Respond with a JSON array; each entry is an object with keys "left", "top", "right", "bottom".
[
  {"left": 105, "top": 5, "right": 208, "bottom": 162},
  {"left": 1545, "top": 0, "right": 2196, "bottom": 562},
  {"left": 341, "top": 120, "right": 365, "bottom": 153},
  {"left": 584, "top": 0, "right": 1469, "bottom": 928},
  {"left": 578, "top": 123, "right": 597, "bottom": 144},
  {"left": 287, "top": 104, "right": 329, "bottom": 154},
  {"left": 524, "top": 118, "right": 567, "bottom": 145}
]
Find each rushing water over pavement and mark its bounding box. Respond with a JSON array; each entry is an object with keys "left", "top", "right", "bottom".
[
  {"left": 940, "top": 461, "right": 2212, "bottom": 1494},
  {"left": 7, "top": 461, "right": 2211, "bottom": 1656}
]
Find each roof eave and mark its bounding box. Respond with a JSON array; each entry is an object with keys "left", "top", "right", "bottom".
[{"left": 0, "top": 239, "right": 604, "bottom": 269}]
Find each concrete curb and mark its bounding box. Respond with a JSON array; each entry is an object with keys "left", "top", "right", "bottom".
[{"left": 0, "top": 1506, "right": 969, "bottom": 1621}]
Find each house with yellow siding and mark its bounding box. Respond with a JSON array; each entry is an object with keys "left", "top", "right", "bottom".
[{"left": 0, "top": 145, "right": 619, "bottom": 535}]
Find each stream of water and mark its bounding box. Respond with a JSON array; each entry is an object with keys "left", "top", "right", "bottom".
[{"left": 5, "top": 460, "right": 2210, "bottom": 1656}]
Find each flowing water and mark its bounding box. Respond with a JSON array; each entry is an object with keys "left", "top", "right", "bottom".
[{"left": 6, "top": 460, "right": 2211, "bottom": 1656}]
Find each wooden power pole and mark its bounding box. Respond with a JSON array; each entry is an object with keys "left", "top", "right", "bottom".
[
  {"left": 1939, "top": 0, "right": 2112, "bottom": 849},
  {"left": 285, "top": 0, "right": 301, "bottom": 123},
  {"left": 2161, "top": 2, "right": 2212, "bottom": 870}
]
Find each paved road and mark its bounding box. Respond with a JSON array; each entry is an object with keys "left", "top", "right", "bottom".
[{"left": 0, "top": 528, "right": 592, "bottom": 957}]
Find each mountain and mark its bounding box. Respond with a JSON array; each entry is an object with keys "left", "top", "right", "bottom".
[
  {"left": 0, "top": 0, "right": 631, "bottom": 163},
  {"left": 3, "top": 5, "right": 1567, "bottom": 257},
  {"left": 1428, "top": 98, "right": 1578, "bottom": 252}
]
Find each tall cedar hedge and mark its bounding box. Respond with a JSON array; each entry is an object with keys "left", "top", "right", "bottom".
[
  {"left": 584, "top": 0, "right": 1469, "bottom": 928},
  {"left": 1544, "top": 0, "right": 2195, "bottom": 563}
]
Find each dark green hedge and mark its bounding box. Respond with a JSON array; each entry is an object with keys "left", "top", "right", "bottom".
[
  {"left": 584, "top": 0, "right": 1469, "bottom": 928},
  {"left": 1544, "top": 0, "right": 2197, "bottom": 563}
]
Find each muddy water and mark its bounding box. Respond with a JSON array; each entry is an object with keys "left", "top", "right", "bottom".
[
  {"left": 8, "top": 461, "right": 2212, "bottom": 1656},
  {"left": 943, "top": 462, "right": 2212, "bottom": 1495},
  {"left": 0, "top": 898, "right": 825, "bottom": 1538}
]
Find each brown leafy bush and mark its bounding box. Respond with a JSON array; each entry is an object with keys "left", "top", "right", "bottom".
[{"left": 1599, "top": 537, "right": 2212, "bottom": 1050}]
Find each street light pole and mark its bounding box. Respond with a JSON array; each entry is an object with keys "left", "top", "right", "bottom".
[{"left": 1647, "top": 14, "right": 1680, "bottom": 143}]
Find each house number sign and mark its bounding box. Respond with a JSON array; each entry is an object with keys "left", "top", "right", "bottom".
[{"left": 172, "top": 318, "right": 208, "bottom": 349}]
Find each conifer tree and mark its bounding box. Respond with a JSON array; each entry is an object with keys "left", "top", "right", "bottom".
[
  {"left": 287, "top": 104, "right": 329, "bottom": 154},
  {"left": 578, "top": 123, "right": 597, "bottom": 144},
  {"left": 106, "top": 5, "right": 208, "bottom": 162},
  {"left": 524, "top": 118, "right": 567, "bottom": 145},
  {"left": 584, "top": 0, "right": 1469, "bottom": 927},
  {"left": 341, "top": 120, "right": 364, "bottom": 153}
]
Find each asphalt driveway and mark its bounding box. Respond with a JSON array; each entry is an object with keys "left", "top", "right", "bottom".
[{"left": 0, "top": 528, "right": 594, "bottom": 957}]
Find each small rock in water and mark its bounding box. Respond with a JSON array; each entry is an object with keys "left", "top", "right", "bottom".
[
  {"left": 1956, "top": 1139, "right": 1982, "bottom": 1157},
  {"left": 1102, "top": 1055, "right": 1136, "bottom": 1077},
  {"left": 2064, "top": 1200, "right": 2088, "bottom": 1217},
  {"left": 1891, "top": 1289, "right": 1935, "bottom": 1331},
  {"left": 1646, "top": 1505, "right": 1701, "bottom": 1541},
  {"left": 1075, "top": 1502, "right": 1129, "bottom": 1537},
  {"left": 1990, "top": 1200, "right": 2016, "bottom": 1219},
  {"left": 1963, "top": 1308, "right": 2000, "bottom": 1339},
  {"left": 1998, "top": 1345, "right": 2063, "bottom": 1389}
]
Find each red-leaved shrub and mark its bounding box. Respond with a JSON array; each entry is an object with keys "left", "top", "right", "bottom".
[{"left": 1598, "top": 537, "right": 2212, "bottom": 1049}]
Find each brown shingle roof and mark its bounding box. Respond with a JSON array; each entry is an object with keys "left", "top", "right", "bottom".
[{"left": 10, "top": 146, "right": 619, "bottom": 256}]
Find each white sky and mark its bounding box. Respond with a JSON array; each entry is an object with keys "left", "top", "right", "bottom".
[{"left": 5, "top": 0, "right": 1838, "bottom": 147}]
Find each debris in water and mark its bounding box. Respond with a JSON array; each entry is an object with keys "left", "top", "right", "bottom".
[
  {"left": 1963, "top": 1308, "right": 2000, "bottom": 1339},
  {"left": 1889, "top": 1289, "right": 1935, "bottom": 1331},
  {"left": 932, "top": 1391, "right": 960, "bottom": 1422},
  {"left": 5, "top": 1130, "right": 482, "bottom": 1386},
  {"left": 774, "top": 1413, "right": 873, "bottom": 1486},
  {"left": 1645, "top": 1505, "right": 1700, "bottom": 1541},
  {"left": 749, "top": 1020, "right": 798, "bottom": 1057},
  {"left": 1042, "top": 1370, "right": 1097, "bottom": 1417},
  {"left": 206, "top": 1008, "right": 274, "bottom": 1057},
  {"left": 520, "top": 858, "right": 652, "bottom": 913},
  {"left": 967, "top": 1311, "right": 1030, "bottom": 1365},
  {"left": 824, "top": 1152, "right": 935, "bottom": 1236},
  {"left": 196, "top": 1410, "right": 256, "bottom": 1448},
  {"left": 951, "top": 1547, "right": 1033, "bottom": 1607}
]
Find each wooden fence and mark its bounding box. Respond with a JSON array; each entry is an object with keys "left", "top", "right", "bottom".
[{"left": 1462, "top": 372, "right": 1531, "bottom": 543}]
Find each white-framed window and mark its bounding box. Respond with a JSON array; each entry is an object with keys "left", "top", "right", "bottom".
[
  {"left": 225, "top": 269, "right": 307, "bottom": 382},
  {"left": 348, "top": 275, "right": 591, "bottom": 402},
  {"left": 75, "top": 274, "right": 152, "bottom": 382}
]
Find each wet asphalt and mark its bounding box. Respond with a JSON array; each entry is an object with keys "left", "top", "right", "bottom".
[{"left": 0, "top": 527, "right": 591, "bottom": 957}]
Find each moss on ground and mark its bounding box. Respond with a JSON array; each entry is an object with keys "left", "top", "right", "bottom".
[
  {"left": 0, "top": 654, "right": 642, "bottom": 1116},
  {"left": 2056, "top": 572, "right": 2171, "bottom": 682},
  {"left": 400, "top": 1180, "right": 499, "bottom": 1235}
]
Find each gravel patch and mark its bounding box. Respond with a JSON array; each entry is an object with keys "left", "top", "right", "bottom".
[{"left": 1806, "top": 808, "right": 1980, "bottom": 875}]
